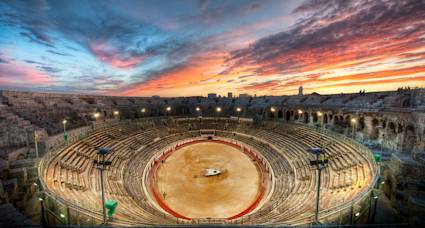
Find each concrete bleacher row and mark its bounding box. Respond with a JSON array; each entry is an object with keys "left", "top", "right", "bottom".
[{"left": 40, "top": 117, "right": 376, "bottom": 225}]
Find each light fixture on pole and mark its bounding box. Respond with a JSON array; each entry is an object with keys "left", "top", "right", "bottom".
[
  {"left": 34, "top": 131, "right": 39, "bottom": 158},
  {"left": 93, "top": 112, "right": 100, "bottom": 121},
  {"left": 113, "top": 110, "right": 119, "bottom": 117},
  {"left": 236, "top": 107, "right": 241, "bottom": 120},
  {"left": 62, "top": 119, "right": 67, "bottom": 133},
  {"left": 166, "top": 106, "right": 171, "bottom": 116},
  {"left": 141, "top": 108, "right": 146, "bottom": 117},
  {"left": 308, "top": 147, "right": 328, "bottom": 224},
  {"left": 351, "top": 118, "right": 357, "bottom": 138},
  {"left": 94, "top": 148, "right": 112, "bottom": 225}
]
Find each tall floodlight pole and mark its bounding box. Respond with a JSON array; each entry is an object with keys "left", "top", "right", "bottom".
[
  {"left": 94, "top": 148, "right": 112, "bottom": 224},
  {"left": 236, "top": 107, "right": 242, "bottom": 120},
  {"left": 308, "top": 147, "right": 328, "bottom": 224},
  {"left": 317, "top": 111, "right": 323, "bottom": 129},
  {"left": 166, "top": 106, "right": 171, "bottom": 117},
  {"left": 141, "top": 108, "right": 146, "bottom": 118},
  {"left": 34, "top": 131, "right": 39, "bottom": 158},
  {"left": 196, "top": 107, "right": 201, "bottom": 117},
  {"left": 351, "top": 118, "right": 357, "bottom": 138}
]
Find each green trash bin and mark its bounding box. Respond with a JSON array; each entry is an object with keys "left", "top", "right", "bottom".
[
  {"left": 374, "top": 153, "right": 381, "bottom": 162},
  {"left": 105, "top": 200, "right": 118, "bottom": 219}
]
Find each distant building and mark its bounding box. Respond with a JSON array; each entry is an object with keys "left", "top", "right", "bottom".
[
  {"left": 208, "top": 93, "right": 217, "bottom": 99},
  {"left": 239, "top": 93, "right": 249, "bottom": 98},
  {"left": 152, "top": 95, "right": 160, "bottom": 99},
  {"left": 298, "top": 86, "right": 303, "bottom": 96},
  {"left": 228, "top": 92, "right": 233, "bottom": 98}
]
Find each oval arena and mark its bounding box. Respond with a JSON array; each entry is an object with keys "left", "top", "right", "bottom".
[{"left": 39, "top": 117, "right": 377, "bottom": 226}]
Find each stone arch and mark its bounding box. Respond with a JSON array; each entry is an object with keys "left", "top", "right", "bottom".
[
  {"left": 304, "top": 112, "right": 309, "bottom": 123},
  {"left": 344, "top": 115, "right": 351, "bottom": 127},
  {"left": 278, "top": 110, "right": 283, "bottom": 119},
  {"left": 388, "top": 122, "right": 396, "bottom": 134},
  {"left": 397, "top": 123, "right": 404, "bottom": 133},
  {"left": 285, "top": 110, "right": 291, "bottom": 120},
  {"left": 312, "top": 112, "right": 318, "bottom": 123},
  {"left": 403, "top": 125, "right": 416, "bottom": 153},
  {"left": 358, "top": 116, "right": 365, "bottom": 130},
  {"left": 371, "top": 118, "right": 379, "bottom": 139},
  {"left": 323, "top": 114, "right": 328, "bottom": 124}
]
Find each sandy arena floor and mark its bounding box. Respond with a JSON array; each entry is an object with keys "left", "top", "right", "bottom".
[{"left": 154, "top": 141, "right": 261, "bottom": 218}]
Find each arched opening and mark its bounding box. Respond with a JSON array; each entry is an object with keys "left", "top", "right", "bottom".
[
  {"left": 344, "top": 115, "right": 351, "bottom": 127},
  {"left": 304, "top": 113, "right": 309, "bottom": 123},
  {"left": 388, "top": 122, "right": 396, "bottom": 134},
  {"left": 371, "top": 118, "right": 379, "bottom": 139},
  {"left": 397, "top": 123, "right": 404, "bottom": 133},
  {"left": 278, "top": 110, "right": 283, "bottom": 119},
  {"left": 359, "top": 117, "right": 365, "bottom": 131},
  {"left": 312, "top": 112, "right": 318, "bottom": 123},
  {"left": 403, "top": 125, "right": 416, "bottom": 153},
  {"left": 323, "top": 114, "right": 328, "bottom": 124},
  {"left": 284, "top": 111, "right": 290, "bottom": 120}
]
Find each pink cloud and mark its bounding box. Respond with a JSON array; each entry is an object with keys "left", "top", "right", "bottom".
[
  {"left": 0, "top": 62, "right": 53, "bottom": 86},
  {"left": 89, "top": 42, "right": 146, "bottom": 69}
]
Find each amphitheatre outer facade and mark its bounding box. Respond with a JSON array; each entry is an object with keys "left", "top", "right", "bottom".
[{"left": 0, "top": 89, "right": 424, "bottom": 226}]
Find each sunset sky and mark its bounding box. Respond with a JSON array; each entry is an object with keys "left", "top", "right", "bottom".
[{"left": 0, "top": 0, "right": 424, "bottom": 97}]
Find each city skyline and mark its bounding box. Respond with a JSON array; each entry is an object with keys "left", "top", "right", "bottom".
[{"left": 0, "top": 0, "right": 424, "bottom": 97}]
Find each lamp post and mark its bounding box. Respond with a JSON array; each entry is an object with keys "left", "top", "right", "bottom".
[
  {"left": 62, "top": 119, "right": 67, "bottom": 133},
  {"left": 34, "top": 131, "right": 39, "bottom": 158},
  {"left": 216, "top": 107, "right": 222, "bottom": 120},
  {"left": 351, "top": 118, "right": 357, "bottom": 138},
  {"left": 298, "top": 109, "right": 303, "bottom": 122},
  {"left": 236, "top": 107, "right": 241, "bottom": 120},
  {"left": 62, "top": 119, "right": 69, "bottom": 145},
  {"left": 113, "top": 110, "right": 119, "bottom": 119},
  {"left": 93, "top": 112, "right": 100, "bottom": 129},
  {"left": 270, "top": 107, "right": 276, "bottom": 119},
  {"left": 196, "top": 107, "right": 201, "bottom": 117},
  {"left": 94, "top": 148, "right": 112, "bottom": 224},
  {"left": 308, "top": 147, "right": 328, "bottom": 224},
  {"left": 166, "top": 106, "right": 171, "bottom": 117},
  {"left": 141, "top": 108, "right": 146, "bottom": 118},
  {"left": 317, "top": 111, "right": 323, "bottom": 128}
]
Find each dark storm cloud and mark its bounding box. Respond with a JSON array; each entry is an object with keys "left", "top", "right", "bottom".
[{"left": 225, "top": 0, "right": 425, "bottom": 76}]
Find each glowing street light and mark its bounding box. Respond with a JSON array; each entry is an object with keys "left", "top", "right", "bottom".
[
  {"left": 236, "top": 107, "right": 242, "bottom": 120},
  {"left": 141, "top": 108, "right": 146, "bottom": 113},
  {"left": 60, "top": 213, "right": 65, "bottom": 218},
  {"left": 113, "top": 110, "right": 119, "bottom": 116},
  {"left": 317, "top": 111, "right": 323, "bottom": 117},
  {"left": 93, "top": 112, "right": 100, "bottom": 120},
  {"left": 166, "top": 106, "right": 171, "bottom": 117},
  {"left": 270, "top": 107, "right": 276, "bottom": 113},
  {"left": 216, "top": 107, "right": 222, "bottom": 112},
  {"left": 196, "top": 107, "right": 201, "bottom": 112},
  {"left": 62, "top": 119, "right": 67, "bottom": 132},
  {"left": 351, "top": 118, "right": 357, "bottom": 138},
  {"left": 298, "top": 109, "right": 303, "bottom": 115}
]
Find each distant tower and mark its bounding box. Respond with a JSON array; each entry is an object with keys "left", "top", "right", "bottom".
[{"left": 298, "top": 85, "right": 303, "bottom": 96}]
